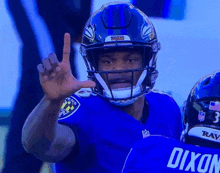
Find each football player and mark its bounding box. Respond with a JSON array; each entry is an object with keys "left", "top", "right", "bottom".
[
  {"left": 22, "top": 2, "right": 182, "bottom": 172},
  {"left": 122, "top": 71, "right": 220, "bottom": 173}
]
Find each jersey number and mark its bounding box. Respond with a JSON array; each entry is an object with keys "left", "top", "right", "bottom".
[{"left": 213, "top": 112, "right": 220, "bottom": 123}]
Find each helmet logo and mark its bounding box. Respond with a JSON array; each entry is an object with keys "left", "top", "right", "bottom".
[
  {"left": 141, "top": 23, "right": 155, "bottom": 41},
  {"left": 198, "top": 111, "right": 205, "bottom": 122},
  {"left": 84, "top": 24, "right": 95, "bottom": 41}
]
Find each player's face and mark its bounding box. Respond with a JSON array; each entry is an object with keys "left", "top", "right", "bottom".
[{"left": 98, "top": 50, "right": 143, "bottom": 89}]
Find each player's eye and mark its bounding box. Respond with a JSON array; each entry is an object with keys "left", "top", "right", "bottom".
[
  {"left": 127, "top": 56, "right": 141, "bottom": 63},
  {"left": 127, "top": 58, "right": 136, "bottom": 63},
  {"left": 100, "top": 59, "right": 112, "bottom": 64}
]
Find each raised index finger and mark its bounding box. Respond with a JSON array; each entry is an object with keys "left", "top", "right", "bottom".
[{"left": 62, "top": 33, "right": 71, "bottom": 63}]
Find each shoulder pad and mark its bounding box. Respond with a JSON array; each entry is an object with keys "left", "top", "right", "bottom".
[
  {"left": 151, "top": 89, "right": 172, "bottom": 97},
  {"left": 58, "top": 96, "right": 81, "bottom": 120},
  {"left": 74, "top": 88, "right": 92, "bottom": 98}
]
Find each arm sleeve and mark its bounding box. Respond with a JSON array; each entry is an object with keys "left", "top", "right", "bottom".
[{"left": 57, "top": 95, "right": 91, "bottom": 161}]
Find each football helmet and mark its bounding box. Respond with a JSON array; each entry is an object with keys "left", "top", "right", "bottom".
[
  {"left": 181, "top": 71, "right": 220, "bottom": 148},
  {"left": 80, "top": 2, "right": 160, "bottom": 106}
]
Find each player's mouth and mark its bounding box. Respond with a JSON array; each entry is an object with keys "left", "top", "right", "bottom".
[{"left": 110, "top": 80, "right": 132, "bottom": 89}]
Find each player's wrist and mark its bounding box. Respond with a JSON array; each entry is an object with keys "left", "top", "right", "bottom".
[{"left": 43, "top": 95, "right": 65, "bottom": 104}]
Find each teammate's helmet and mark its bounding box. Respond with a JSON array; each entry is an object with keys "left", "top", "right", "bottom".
[
  {"left": 181, "top": 71, "right": 220, "bottom": 148},
  {"left": 80, "top": 2, "right": 160, "bottom": 106}
]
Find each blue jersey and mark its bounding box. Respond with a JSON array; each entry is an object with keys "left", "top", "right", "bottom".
[
  {"left": 122, "top": 136, "right": 220, "bottom": 173},
  {"left": 55, "top": 90, "right": 182, "bottom": 172}
]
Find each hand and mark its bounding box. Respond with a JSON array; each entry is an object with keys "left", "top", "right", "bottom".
[{"left": 37, "top": 33, "right": 95, "bottom": 101}]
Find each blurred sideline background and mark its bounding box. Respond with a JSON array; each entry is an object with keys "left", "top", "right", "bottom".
[{"left": 0, "top": 0, "right": 219, "bottom": 172}]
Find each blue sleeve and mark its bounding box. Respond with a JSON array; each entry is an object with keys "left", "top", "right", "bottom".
[{"left": 57, "top": 95, "right": 91, "bottom": 161}]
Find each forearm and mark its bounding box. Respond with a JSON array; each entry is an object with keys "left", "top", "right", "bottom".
[{"left": 22, "top": 96, "right": 64, "bottom": 154}]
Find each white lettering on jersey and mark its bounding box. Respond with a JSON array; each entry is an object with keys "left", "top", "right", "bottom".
[
  {"left": 179, "top": 150, "right": 190, "bottom": 170},
  {"left": 197, "top": 154, "right": 212, "bottom": 172},
  {"left": 167, "top": 147, "right": 220, "bottom": 173},
  {"left": 185, "top": 152, "right": 201, "bottom": 172},
  {"left": 167, "top": 148, "right": 183, "bottom": 168},
  {"left": 210, "top": 155, "right": 220, "bottom": 173}
]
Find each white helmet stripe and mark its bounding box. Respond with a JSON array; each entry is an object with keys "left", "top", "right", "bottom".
[{"left": 188, "top": 126, "right": 220, "bottom": 143}]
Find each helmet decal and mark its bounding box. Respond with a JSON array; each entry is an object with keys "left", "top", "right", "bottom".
[
  {"left": 104, "top": 35, "right": 131, "bottom": 42},
  {"left": 84, "top": 24, "right": 95, "bottom": 41},
  {"left": 198, "top": 111, "right": 206, "bottom": 122},
  {"left": 141, "top": 23, "right": 155, "bottom": 41},
  {"left": 188, "top": 126, "right": 220, "bottom": 143},
  {"left": 209, "top": 101, "right": 220, "bottom": 111}
]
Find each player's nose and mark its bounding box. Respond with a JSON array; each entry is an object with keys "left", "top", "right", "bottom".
[{"left": 112, "top": 60, "right": 127, "bottom": 71}]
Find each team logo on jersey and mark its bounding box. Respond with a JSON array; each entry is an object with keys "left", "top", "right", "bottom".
[
  {"left": 198, "top": 111, "right": 205, "bottom": 122},
  {"left": 58, "top": 96, "right": 80, "bottom": 120},
  {"left": 142, "top": 129, "right": 150, "bottom": 138}
]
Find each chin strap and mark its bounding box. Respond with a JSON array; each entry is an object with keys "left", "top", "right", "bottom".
[
  {"left": 109, "top": 97, "right": 139, "bottom": 106},
  {"left": 105, "top": 85, "right": 143, "bottom": 106}
]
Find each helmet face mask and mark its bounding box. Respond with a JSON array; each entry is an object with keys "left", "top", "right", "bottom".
[
  {"left": 181, "top": 71, "right": 220, "bottom": 148},
  {"left": 80, "top": 2, "right": 160, "bottom": 106}
]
